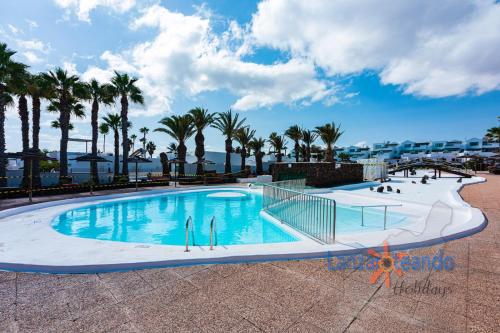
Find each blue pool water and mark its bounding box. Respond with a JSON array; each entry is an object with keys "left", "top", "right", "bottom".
[
  {"left": 52, "top": 190, "right": 408, "bottom": 246},
  {"left": 52, "top": 190, "right": 298, "bottom": 246}
]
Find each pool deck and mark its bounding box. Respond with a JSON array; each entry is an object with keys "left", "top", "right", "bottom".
[{"left": 0, "top": 173, "right": 499, "bottom": 332}]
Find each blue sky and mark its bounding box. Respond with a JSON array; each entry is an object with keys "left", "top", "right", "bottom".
[{"left": 1, "top": 0, "right": 499, "bottom": 154}]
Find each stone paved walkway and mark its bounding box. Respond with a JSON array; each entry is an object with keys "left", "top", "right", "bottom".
[{"left": 0, "top": 174, "right": 498, "bottom": 332}]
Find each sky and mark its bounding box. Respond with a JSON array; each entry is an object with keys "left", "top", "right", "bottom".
[{"left": 1, "top": 0, "right": 499, "bottom": 155}]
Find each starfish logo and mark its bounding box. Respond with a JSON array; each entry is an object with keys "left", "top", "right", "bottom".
[{"left": 368, "top": 241, "right": 409, "bottom": 288}]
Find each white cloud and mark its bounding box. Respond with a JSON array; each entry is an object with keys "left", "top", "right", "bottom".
[
  {"left": 62, "top": 61, "right": 79, "bottom": 75},
  {"left": 251, "top": 0, "right": 500, "bottom": 98},
  {"left": 8, "top": 24, "right": 22, "bottom": 35},
  {"left": 23, "top": 51, "right": 43, "bottom": 64},
  {"left": 16, "top": 39, "right": 50, "bottom": 54},
  {"left": 82, "top": 4, "right": 336, "bottom": 116},
  {"left": 54, "top": 0, "right": 136, "bottom": 22},
  {"left": 25, "top": 19, "right": 39, "bottom": 29}
]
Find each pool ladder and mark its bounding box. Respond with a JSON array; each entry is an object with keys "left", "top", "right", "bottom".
[
  {"left": 184, "top": 216, "right": 217, "bottom": 252},
  {"left": 209, "top": 216, "right": 217, "bottom": 251},
  {"left": 184, "top": 216, "right": 196, "bottom": 252}
]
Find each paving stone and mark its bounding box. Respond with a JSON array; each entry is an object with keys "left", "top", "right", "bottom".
[{"left": 98, "top": 271, "right": 153, "bottom": 301}]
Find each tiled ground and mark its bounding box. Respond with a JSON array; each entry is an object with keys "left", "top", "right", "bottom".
[{"left": 0, "top": 174, "right": 499, "bottom": 332}]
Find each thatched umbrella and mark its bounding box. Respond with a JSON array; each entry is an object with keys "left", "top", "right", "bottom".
[
  {"left": 73, "top": 154, "right": 111, "bottom": 195},
  {"left": 125, "top": 156, "right": 152, "bottom": 191},
  {"left": 168, "top": 158, "right": 188, "bottom": 187},
  {"left": 1, "top": 149, "right": 57, "bottom": 202}
]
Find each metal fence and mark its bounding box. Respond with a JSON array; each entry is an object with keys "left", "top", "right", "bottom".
[
  {"left": 262, "top": 180, "right": 336, "bottom": 244},
  {"left": 271, "top": 178, "right": 307, "bottom": 191}
]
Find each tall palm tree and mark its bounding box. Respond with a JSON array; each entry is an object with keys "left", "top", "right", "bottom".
[
  {"left": 302, "top": 129, "right": 318, "bottom": 162},
  {"left": 268, "top": 132, "right": 287, "bottom": 163},
  {"left": 101, "top": 114, "right": 122, "bottom": 178},
  {"left": 167, "top": 142, "right": 177, "bottom": 155},
  {"left": 110, "top": 71, "right": 144, "bottom": 177},
  {"left": 139, "top": 127, "right": 149, "bottom": 152},
  {"left": 0, "top": 43, "right": 26, "bottom": 187},
  {"left": 130, "top": 134, "right": 137, "bottom": 151},
  {"left": 188, "top": 107, "right": 215, "bottom": 175},
  {"left": 285, "top": 125, "right": 303, "bottom": 162},
  {"left": 485, "top": 126, "right": 500, "bottom": 142},
  {"left": 155, "top": 115, "right": 195, "bottom": 175},
  {"left": 146, "top": 141, "right": 156, "bottom": 158},
  {"left": 212, "top": 110, "right": 246, "bottom": 174},
  {"left": 43, "top": 68, "right": 89, "bottom": 183},
  {"left": 248, "top": 137, "right": 266, "bottom": 175},
  {"left": 99, "top": 123, "right": 109, "bottom": 153},
  {"left": 27, "top": 73, "right": 52, "bottom": 188},
  {"left": 314, "top": 122, "right": 344, "bottom": 163},
  {"left": 87, "top": 79, "right": 113, "bottom": 184},
  {"left": 12, "top": 69, "right": 30, "bottom": 187},
  {"left": 234, "top": 127, "right": 255, "bottom": 172}
]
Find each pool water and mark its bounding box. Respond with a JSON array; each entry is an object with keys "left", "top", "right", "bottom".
[{"left": 52, "top": 190, "right": 298, "bottom": 246}]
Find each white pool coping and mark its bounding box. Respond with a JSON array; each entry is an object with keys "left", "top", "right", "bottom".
[{"left": 0, "top": 172, "right": 487, "bottom": 273}]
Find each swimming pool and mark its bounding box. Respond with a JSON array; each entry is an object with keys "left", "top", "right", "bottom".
[
  {"left": 52, "top": 190, "right": 298, "bottom": 246},
  {"left": 52, "top": 189, "right": 408, "bottom": 247}
]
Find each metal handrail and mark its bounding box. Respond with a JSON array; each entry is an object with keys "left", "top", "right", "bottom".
[
  {"left": 184, "top": 216, "right": 195, "bottom": 252},
  {"left": 262, "top": 181, "right": 337, "bottom": 244},
  {"left": 350, "top": 204, "right": 403, "bottom": 229},
  {"left": 209, "top": 216, "right": 217, "bottom": 250}
]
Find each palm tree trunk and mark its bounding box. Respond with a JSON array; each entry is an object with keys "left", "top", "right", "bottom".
[
  {"left": 91, "top": 99, "right": 99, "bottom": 184},
  {"left": 59, "top": 102, "right": 71, "bottom": 183},
  {"left": 325, "top": 145, "right": 333, "bottom": 162},
  {"left": 256, "top": 152, "right": 263, "bottom": 175},
  {"left": 306, "top": 143, "right": 311, "bottom": 162},
  {"left": 19, "top": 95, "right": 30, "bottom": 188},
  {"left": 240, "top": 147, "right": 246, "bottom": 171},
  {"left": 120, "top": 94, "right": 129, "bottom": 177},
  {"left": 178, "top": 142, "right": 186, "bottom": 176},
  {"left": 32, "top": 95, "right": 41, "bottom": 188},
  {"left": 113, "top": 129, "right": 120, "bottom": 178},
  {"left": 194, "top": 130, "right": 204, "bottom": 175},
  {"left": 294, "top": 141, "right": 300, "bottom": 162},
  {"left": 224, "top": 137, "right": 232, "bottom": 174},
  {"left": 103, "top": 134, "right": 106, "bottom": 153},
  {"left": 0, "top": 90, "right": 7, "bottom": 187}
]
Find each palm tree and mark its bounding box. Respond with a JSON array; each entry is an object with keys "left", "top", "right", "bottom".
[
  {"left": 130, "top": 134, "right": 137, "bottom": 151},
  {"left": 12, "top": 69, "right": 30, "bottom": 187},
  {"left": 101, "top": 114, "right": 122, "bottom": 178},
  {"left": 110, "top": 71, "right": 144, "bottom": 177},
  {"left": 268, "top": 132, "right": 287, "bottom": 163},
  {"left": 0, "top": 43, "right": 26, "bottom": 187},
  {"left": 155, "top": 115, "right": 195, "bottom": 175},
  {"left": 87, "top": 79, "right": 113, "bottom": 184},
  {"left": 314, "top": 122, "right": 344, "bottom": 162},
  {"left": 27, "top": 73, "right": 52, "bottom": 188},
  {"left": 302, "top": 129, "right": 318, "bottom": 162},
  {"left": 99, "top": 123, "right": 109, "bottom": 153},
  {"left": 188, "top": 107, "right": 215, "bottom": 175},
  {"left": 212, "top": 110, "right": 246, "bottom": 174},
  {"left": 167, "top": 142, "right": 177, "bottom": 155},
  {"left": 285, "top": 125, "right": 303, "bottom": 162},
  {"left": 146, "top": 141, "right": 156, "bottom": 158},
  {"left": 485, "top": 126, "right": 500, "bottom": 142},
  {"left": 43, "top": 68, "right": 89, "bottom": 183},
  {"left": 248, "top": 137, "right": 266, "bottom": 175},
  {"left": 234, "top": 127, "right": 255, "bottom": 172},
  {"left": 51, "top": 120, "right": 75, "bottom": 131},
  {"left": 139, "top": 127, "right": 149, "bottom": 152}
]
